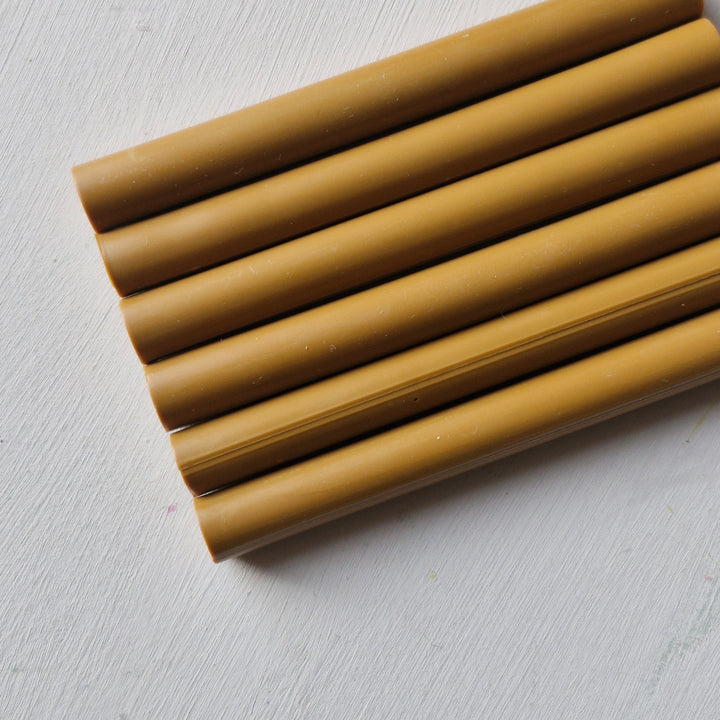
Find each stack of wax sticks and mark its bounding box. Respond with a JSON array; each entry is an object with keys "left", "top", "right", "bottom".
[{"left": 73, "top": 0, "right": 720, "bottom": 561}]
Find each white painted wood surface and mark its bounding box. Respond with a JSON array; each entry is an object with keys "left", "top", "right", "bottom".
[{"left": 2, "top": 0, "right": 720, "bottom": 717}]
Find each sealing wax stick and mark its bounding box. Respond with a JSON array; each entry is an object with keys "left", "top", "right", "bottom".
[
  {"left": 124, "top": 88, "right": 720, "bottom": 363},
  {"left": 72, "top": 0, "right": 704, "bottom": 232},
  {"left": 146, "top": 160, "right": 720, "bottom": 430},
  {"left": 173, "top": 237, "right": 720, "bottom": 495},
  {"left": 98, "top": 20, "right": 720, "bottom": 296},
  {"left": 195, "top": 309, "right": 720, "bottom": 560}
]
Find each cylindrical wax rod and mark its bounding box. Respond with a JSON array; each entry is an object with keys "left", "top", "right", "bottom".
[
  {"left": 98, "top": 20, "right": 720, "bottom": 296},
  {"left": 125, "top": 88, "right": 720, "bottom": 363},
  {"left": 72, "top": 0, "right": 703, "bottom": 232},
  {"left": 174, "top": 237, "right": 720, "bottom": 495},
  {"left": 195, "top": 309, "right": 720, "bottom": 560},
  {"left": 146, "top": 160, "right": 720, "bottom": 430}
]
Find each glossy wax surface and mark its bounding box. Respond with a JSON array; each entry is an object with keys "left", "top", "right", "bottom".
[
  {"left": 174, "top": 238, "right": 720, "bottom": 495},
  {"left": 72, "top": 0, "right": 703, "bottom": 231},
  {"left": 100, "top": 20, "right": 720, "bottom": 296},
  {"left": 146, "top": 159, "right": 720, "bottom": 430},
  {"left": 195, "top": 309, "right": 720, "bottom": 560}
]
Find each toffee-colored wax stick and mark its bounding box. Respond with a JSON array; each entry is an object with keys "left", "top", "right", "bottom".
[
  {"left": 195, "top": 309, "right": 720, "bottom": 560},
  {"left": 146, "top": 161, "right": 720, "bottom": 430},
  {"left": 72, "top": 0, "right": 704, "bottom": 233},
  {"left": 127, "top": 88, "right": 720, "bottom": 364},
  {"left": 173, "top": 237, "right": 720, "bottom": 495},
  {"left": 99, "top": 20, "right": 720, "bottom": 296}
]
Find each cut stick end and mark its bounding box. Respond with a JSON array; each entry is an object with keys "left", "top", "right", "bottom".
[
  {"left": 118, "top": 297, "right": 154, "bottom": 364},
  {"left": 193, "top": 498, "right": 224, "bottom": 563},
  {"left": 71, "top": 162, "right": 108, "bottom": 233},
  {"left": 193, "top": 496, "right": 226, "bottom": 563},
  {"left": 94, "top": 233, "right": 134, "bottom": 298},
  {"left": 697, "top": 16, "right": 718, "bottom": 35},
  {"left": 168, "top": 432, "right": 203, "bottom": 498},
  {"left": 143, "top": 365, "right": 175, "bottom": 432}
]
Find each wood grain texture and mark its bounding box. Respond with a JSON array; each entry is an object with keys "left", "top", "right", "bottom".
[{"left": 1, "top": 1, "right": 719, "bottom": 718}]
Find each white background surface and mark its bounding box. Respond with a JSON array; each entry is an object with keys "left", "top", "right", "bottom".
[{"left": 2, "top": 1, "right": 720, "bottom": 718}]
